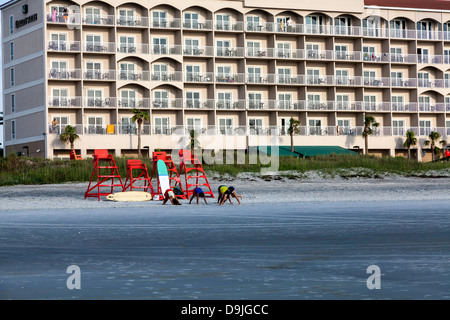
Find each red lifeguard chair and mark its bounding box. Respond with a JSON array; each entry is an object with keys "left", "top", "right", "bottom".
[
  {"left": 151, "top": 151, "right": 186, "bottom": 200},
  {"left": 123, "top": 159, "right": 154, "bottom": 194},
  {"left": 178, "top": 149, "right": 214, "bottom": 199},
  {"left": 84, "top": 149, "right": 125, "bottom": 201}
]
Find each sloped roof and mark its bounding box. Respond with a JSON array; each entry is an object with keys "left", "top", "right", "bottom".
[{"left": 365, "top": 0, "right": 450, "bottom": 10}]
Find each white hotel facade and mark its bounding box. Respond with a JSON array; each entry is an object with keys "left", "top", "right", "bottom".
[{"left": 2, "top": 0, "right": 450, "bottom": 160}]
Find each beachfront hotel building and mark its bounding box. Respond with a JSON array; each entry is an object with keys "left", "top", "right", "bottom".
[{"left": 2, "top": 0, "right": 450, "bottom": 160}]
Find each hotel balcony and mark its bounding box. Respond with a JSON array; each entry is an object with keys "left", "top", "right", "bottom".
[{"left": 48, "top": 68, "right": 82, "bottom": 80}]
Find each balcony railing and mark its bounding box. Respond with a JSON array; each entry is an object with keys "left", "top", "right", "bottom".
[
  {"left": 117, "top": 43, "right": 149, "bottom": 54},
  {"left": 48, "top": 97, "right": 82, "bottom": 108},
  {"left": 84, "top": 42, "right": 116, "bottom": 53},
  {"left": 150, "top": 18, "right": 181, "bottom": 29},
  {"left": 84, "top": 97, "right": 116, "bottom": 108},
  {"left": 82, "top": 14, "right": 115, "bottom": 26},
  {"left": 116, "top": 16, "right": 149, "bottom": 27},
  {"left": 47, "top": 40, "right": 81, "bottom": 52},
  {"left": 83, "top": 70, "right": 116, "bottom": 80},
  {"left": 48, "top": 68, "right": 82, "bottom": 80}
]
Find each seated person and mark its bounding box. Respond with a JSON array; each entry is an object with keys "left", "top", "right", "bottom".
[{"left": 189, "top": 187, "right": 207, "bottom": 204}]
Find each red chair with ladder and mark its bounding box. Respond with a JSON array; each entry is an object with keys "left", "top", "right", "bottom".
[
  {"left": 151, "top": 151, "right": 186, "bottom": 200},
  {"left": 124, "top": 159, "right": 154, "bottom": 194},
  {"left": 84, "top": 149, "right": 125, "bottom": 201},
  {"left": 178, "top": 149, "right": 214, "bottom": 199}
]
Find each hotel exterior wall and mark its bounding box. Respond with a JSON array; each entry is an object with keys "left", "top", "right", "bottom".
[{"left": 2, "top": 0, "right": 450, "bottom": 160}]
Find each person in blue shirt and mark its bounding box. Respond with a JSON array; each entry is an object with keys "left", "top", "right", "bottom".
[{"left": 189, "top": 187, "right": 207, "bottom": 204}]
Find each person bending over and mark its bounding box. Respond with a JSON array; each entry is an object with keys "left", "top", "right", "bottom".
[
  {"left": 219, "top": 186, "right": 242, "bottom": 206},
  {"left": 162, "top": 188, "right": 181, "bottom": 205},
  {"left": 189, "top": 187, "right": 207, "bottom": 204}
]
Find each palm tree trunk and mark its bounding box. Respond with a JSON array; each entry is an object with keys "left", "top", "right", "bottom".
[
  {"left": 364, "top": 135, "right": 368, "bottom": 155},
  {"left": 407, "top": 147, "right": 411, "bottom": 160},
  {"left": 137, "top": 121, "right": 142, "bottom": 158},
  {"left": 290, "top": 132, "right": 294, "bottom": 152}
]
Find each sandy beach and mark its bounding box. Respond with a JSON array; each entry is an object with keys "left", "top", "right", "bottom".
[{"left": 1, "top": 174, "right": 449, "bottom": 211}]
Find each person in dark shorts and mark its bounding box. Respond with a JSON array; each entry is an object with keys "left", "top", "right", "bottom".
[
  {"left": 217, "top": 185, "right": 231, "bottom": 204},
  {"left": 219, "top": 186, "right": 242, "bottom": 206},
  {"left": 189, "top": 187, "right": 207, "bottom": 204}
]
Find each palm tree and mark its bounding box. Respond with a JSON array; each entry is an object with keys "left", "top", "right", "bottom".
[
  {"left": 403, "top": 130, "right": 417, "bottom": 160},
  {"left": 187, "top": 129, "right": 201, "bottom": 155},
  {"left": 287, "top": 117, "right": 301, "bottom": 152},
  {"left": 362, "top": 115, "right": 379, "bottom": 155},
  {"left": 59, "top": 125, "right": 80, "bottom": 150},
  {"left": 424, "top": 131, "right": 447, "bottom": 161},
  {"left": 131, "top": 108, "right": 149, "bottom": 158}
]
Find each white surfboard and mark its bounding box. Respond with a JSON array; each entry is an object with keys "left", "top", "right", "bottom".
[
  {"left": 106, "top": 191, "right": 152, "bottom": 202},
  {"left": 157, "top": 159, "right": 171, "bottom": 196}
]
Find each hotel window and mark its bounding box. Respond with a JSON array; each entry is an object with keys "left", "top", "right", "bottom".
[
  {"left": 247, "top": 67, "right": 262, "bottom": 83},
  {"left": 10, "top": 42, "right": 14, "bottom": 60},
  {"left": 119, "top": 36, "right": 135, "bottom": 53},
  {"left": 392, "top": 120, "right": 405, "bottom": 136},
  {"left": 307, "top": 69, "right": 320, "bottom": 84},
  {"left": 152, "top": 64, "right": 168, "bottom": 80},
  {"left": 337, "top": 119, "right": 351, "bottom": 135},
  {"left": 417, "top": 21, "right": 433, "bottom": 39},
  {"left": 51, "top": 116, "right": 69, "bottom": 134},
  {"left": 336, "top": 95, "right": 350, "bottom": 110},
  {"left": 216, "top": 40, "right": 231, "bottom": 56},
  {"left": 249, "top": 118, "right": 263, "bottom": 134},
  {"left": 445, "top": 73, "right": 450, "bottom": 88},
  {"left": 11, "top": 120, "right": 16, "bottom": 139},
  {"left": 120, "top": 90, "right": 137, "bottom": 108},
  {"left": 185, "top": 91, "right": 201, "bottom": 108},
  {"left": 363, "top": 17, "right": 382, "bottom": 37},
  {"left": 10, "top": 68, "right": 15, "bottom": 87},
  {"left": 217, "top": 66, "right": 232, "bottom": 78},
  {"left": 363, "top": 46, "right": 376, "bottom": 61},
  {"left": 86, "top": 89, "right": 103, "bottom": 107},
  {"left": 246, "top": 15, "right": 261, "bottom": 31},
  {"left": 246, "top": 41, "right": 261, "bottom": 57},
  {"left": 120, "top": 116, "right": 136, "bottom": 134},
  {"left": 85, "top": 7, "right": 101, "bottom": 24},
  {"left": 278, "top": 93, "right": 292, "bottom": 109},
  {"left": 152, "top": 11, "right": 167, "bottom": 27},
  {"left": 185, "top": 65, "right": 201, "bottom": 81},
  {"left": 391, "top": 71, "right": 404, "bottom": 86},
  {"left": 154, "top": 117, "right": 170, "bottom": 134},
  {"left": 276, "top": 16, "right": 291, "bottom": 32},
  {"left": 444, "top": 49, "right": 450, "bottom": 64},
  {"left": 419, "top": 120, "right": 431, "bottom": 136},
  {"left": 184, "top": 38, "right": 200, "bottom": 55},
  {"left": 277, "top": 67, "right": 291, "bottom": 84},
  {"left": 153, "top": 91, "right": 169, "bottom": 108},
  {"left": 11, "top": 94, "right": 15, "bottom": 113},
  {"left": 52, "top": 88, "right": 69, "bottom": 107},
  {"left": 334, "top": 16, "right": 351, "bottom": 35},
  {"left": 306, "top": 43, "right": 320, "bottom": 58},
  {"left": 118, "top": 9, "right": 135, "bottom": 25},
  {"left": 279, "top": 118, "right": 290, "bottom": 135},
  {"left": 444, "top": 22, "right": 450, "bottom": 40},
  {"left": 390, "top": 47, "right": 403, "bottom": 62},
  {"left": 446, "top": 97, "right": 450, "bottom": 112},
  {"left": 277, "top": 42, "right": 291, "bottom": 58},
  {"left": 418, "top": 72, "right": 430, "bottom": 87},
  {"left": 335, "top": 69, "right": 349, "bottom": 85},
  {"left": 392, "top": 95, "right": 405, "bottom": 111},
  {"left": 153, "top": 37, "right": 168, "bottom": 54},
  {"left": 363, "top": 70, "right": 377, "bottom": 85},
  {"left": 248, "top": 92, "right": 263, "bottom": 109},
  {"left": 390, "top": 19, "right": 407, "bottom": 38},
  {"left": 305, "top": 15, "right": 325, "bottom": 34},
  {"left": 308, "top": 119, "right": 322, "bottom": 135},
  {"left": 119, "top": 63, "right": 136, "bottom": 80},
  {"left": 50, "top": 33, "right": 68, "bottom": 51},
  {"left": 419, "top": 96, "right": 431, "bottom": 112},
  {"left": 364, "top": 95, "right": 377, "bottom": 111},
  {"left": 217, "top": 92, "right": 232, "bottom": 108},
  {"left": 307, "top": 94, "right": 321, "bottom": 109},
  {"left": 184, "top": 12, "right": 199, "bottom": 29},
  {"left": 9, "top": 16, "right": 14, "bottom": 35},
  {"left": 186, "top": 118, "right": 202, "bottom": 131},
  {"left": 335, "top": 45, "right": 348, "bottom": 60},
  {"left": 219, "top": 118, "right": 234, "bottom": 135},
  {"left": 85, "top": 34, "right": 101, "bottom": 52},
  {"left": 51, "top": 60, "right": 68, "bottom": 75},
  {"left": 417, "top": 48, "right": 429, "bottom": 63},
  {"left": 85, "top": 62, "right": 102, "bottom": 79},
  {"left": 216, "top": 14, "right": 231, "bottom": 30},
  {"left": 87, "top": 116, "right": 104, "bottom": 134}
]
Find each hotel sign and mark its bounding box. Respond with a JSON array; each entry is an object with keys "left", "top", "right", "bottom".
[{"left": 16, "top": 13, "right": 38, "bottom": 29}]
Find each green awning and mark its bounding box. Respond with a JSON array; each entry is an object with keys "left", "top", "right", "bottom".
[{"left": 254, "top": 146, "right": 356, "bottom": 157}]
